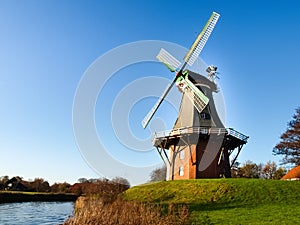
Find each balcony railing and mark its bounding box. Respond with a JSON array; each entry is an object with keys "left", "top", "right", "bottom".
[{"left": 153, "top": 126, "right": 249, "bottom": 143}]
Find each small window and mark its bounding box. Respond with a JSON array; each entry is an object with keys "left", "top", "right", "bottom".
[
  {"left": 179, "top": 150, "right": 185, "bottom": 159},
  {"left": 206, "top": 113, "right": 211, "bottom": 120},
  {"left": 179, "top": 166, "right": 184, "bottom": 176},
  {"left": 200, "top": 127, "right": 208, "bottom": 134},
  {"left": 200, "top": 113, "right": 211, "bottom": 120},
  {"left": 200, "top": 113, "right": 206, "bottom": 119}
]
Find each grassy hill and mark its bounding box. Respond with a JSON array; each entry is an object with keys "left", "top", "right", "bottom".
[{"left": 124, "top": 179, "right": 300, "bottom": 224}]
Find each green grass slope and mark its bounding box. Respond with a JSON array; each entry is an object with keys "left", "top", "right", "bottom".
[{"left": 124, "top": 179, "right": 300, "bottom": 224}]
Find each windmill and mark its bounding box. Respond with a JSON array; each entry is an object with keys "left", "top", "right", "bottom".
[
  {"left": 142, "top": 12, "right": 249, "bottom": 180},
  {"left": 142, "top": 12, "right": 220, "bottom": 129}
]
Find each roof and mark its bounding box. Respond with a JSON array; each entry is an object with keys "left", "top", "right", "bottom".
[{"left": 281, "top": 165, "right": 300, "bottom": 180}]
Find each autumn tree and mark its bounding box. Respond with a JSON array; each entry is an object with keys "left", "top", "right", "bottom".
[
  {"left": 261, "top": 161, "right": 277, "bottom": 179},
  {"left": 232, "top": 161, "right": 286, "bottom": 180},
  {"left": 50, "top": 182, "right": 71, "bottom": 193},
  {"left": 273, "top": 107, "right": 300, "bottom": 165},
  {"left": 261, "top": 161, "right": 286, "bottom": 180}
]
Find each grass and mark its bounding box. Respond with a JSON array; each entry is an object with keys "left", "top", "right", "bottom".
[
  {"left": 64, "top": 197, "right": 190, "bottom": 225},
  {"left": 124, "top": 179, "right": 300, "bottom": 224}
]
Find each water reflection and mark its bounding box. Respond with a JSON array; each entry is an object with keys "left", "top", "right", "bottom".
[{"left": 0, "top": 201, "right": 74, "bottom": 225}]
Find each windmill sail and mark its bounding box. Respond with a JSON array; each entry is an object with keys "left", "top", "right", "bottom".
[
  {"left": 142, "top": 12, "right": 219, "bottom": 129},
  {"left": 184, "top": 12, "right": 220, "bottom": 66},
  {"left": 142, "top": 79, "right": 176, "bottom": 129},
  {"left": 180, "top": 76, "right": 209, "bottom": 113},
  {"left": 156, "top": 48, "right": 181, "bottom": 72}
]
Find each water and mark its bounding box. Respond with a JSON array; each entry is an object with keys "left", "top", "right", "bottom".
[{"left": 0, "top": 201, "right": 74, "bottom": 225}]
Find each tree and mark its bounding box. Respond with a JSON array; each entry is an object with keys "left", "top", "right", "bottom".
[
  {"left": 112, "top": 177, "right": 130, "bottom": 187},
  {"left": 273, "top": 107, "right": 300, "bottom": 165},
  {"left": 0, "top": 176, "right": 9, "bottom": 190},
  {"left": 261, "top": 161, "right": 277, "bottom": 179},
  {"left": 261, "top": 161, "right": 286, "bottom": 180},
  {"left": 149, "top": 165, "right": 167, "bottom": 182},
  {"left": 50, "top": 182, "right": 71, "bottom": 193},
  {"left": 231, "top": 161, "right": 241, "bottom": 178},
  {"left": 30, "top": 178, "right": 50, "bottom": 192},
  {"left": 273, "top": 167, "right": 287, "bottom": 180},
  {"left": 232, "top": 161, "right": 286, "bottom": 180},
  {"left": 0, "top": 175, "right": 9, "bottom": 183},
  {"left": 236, "top": 161, "right": 262, "bottom": 178},
  {"left": 78, "top": 178, "right": 88, "bottom": 183}
]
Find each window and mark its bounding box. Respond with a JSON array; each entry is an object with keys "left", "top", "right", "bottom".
[
  {"left": 200, "top": 127, "right": 208, "bottom": 134},
  {"left": 179, "top": 150, "right": 185, "bottom": 159},
  {"left": 179, "top": 166, "right": 184, "bottom": 176},
  {"left": 200, "top": 113, "right": 206, "bottom": 119},
  {"left": 200, "top": 113, "right": 211, "bottom": 120}
]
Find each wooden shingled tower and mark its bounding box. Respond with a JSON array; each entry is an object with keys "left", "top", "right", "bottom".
[
  {"left": 153, "top": 70, "right": 248, "bottom": 179},
  {"left": 141, "top": 12, "right": 248, "bottom": 180}
]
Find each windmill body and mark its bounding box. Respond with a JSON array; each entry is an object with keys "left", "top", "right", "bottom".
[
  {"left": 153, "top": 70, "right": 248, "bottom": 179},
  {"left": 142, "top": 12, "right": 249, "bottom": 179}
]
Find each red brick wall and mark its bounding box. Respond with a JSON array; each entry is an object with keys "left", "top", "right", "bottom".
[{"left": 168, "top": 145, "right": 197, "bottom": 180}]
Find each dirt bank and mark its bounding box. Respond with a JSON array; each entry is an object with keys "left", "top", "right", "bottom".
[{"left": 0, "top": 191, "right": 78, "bottom": 203}]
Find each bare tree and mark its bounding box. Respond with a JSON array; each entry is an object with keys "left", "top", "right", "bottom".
[
  {"left": 236, "top": 161, "right": 261, "bottom": 178},
  {"left": 78, "top": 178, "right": 88, "bottom": 183},
  {"left": 112, "top": 177, "right": 130, "bottom": 187},
  {"left": 149, "top": 165, "right": 167, "bottom": 182}
]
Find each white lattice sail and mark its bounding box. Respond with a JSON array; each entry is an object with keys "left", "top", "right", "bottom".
[
  {"left": 156, "top": 48, "right": 181, "bottom": 72},
  {"left": 184, "top": 12, "right": 220, "bottom": 66}
]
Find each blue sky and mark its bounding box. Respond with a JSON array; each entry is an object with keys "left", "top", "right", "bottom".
[{"left": 0, "top": 0, "right": 300, "bottom": 185}]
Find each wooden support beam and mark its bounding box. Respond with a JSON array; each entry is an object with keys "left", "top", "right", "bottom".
[{"left": 230, "top": 144, "right": 243, "bottom": 168}]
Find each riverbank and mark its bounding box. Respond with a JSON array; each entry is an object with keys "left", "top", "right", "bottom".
[
  {"left": 0, "top": 191, "right": 78, "bottom": 203},
  {"left": 64, "top": 196, "right": 189, "bottom": 225},
  {"left": 65, "top": 179, "right": 300, "bottom": 224}
]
